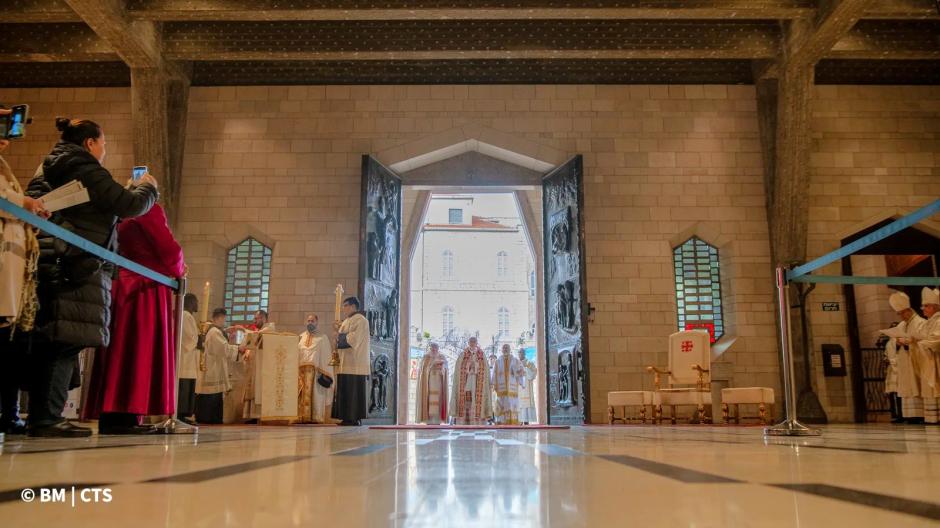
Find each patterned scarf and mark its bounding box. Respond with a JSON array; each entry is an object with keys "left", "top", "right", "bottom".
[{"left": 0, "top": 156, "right": 39, "bottom": 337}]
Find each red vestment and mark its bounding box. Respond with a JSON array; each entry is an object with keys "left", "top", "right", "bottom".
[{"left": 83, "top": 204, "right": 184, "bottom": 418}]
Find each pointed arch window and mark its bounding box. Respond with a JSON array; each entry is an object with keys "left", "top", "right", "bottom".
[
  {"left": 672, "top": 237, "right": 723, "bottom": 343},
  {"left": 224, "top": 237, "right": 273, "bottom": 324}
]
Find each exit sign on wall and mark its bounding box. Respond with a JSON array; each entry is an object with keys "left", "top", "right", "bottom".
[{"left": 822, "top": 302, "right": 840, "bottom": 312}]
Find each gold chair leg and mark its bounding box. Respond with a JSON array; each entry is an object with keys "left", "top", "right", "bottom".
[
  {"left": 697, "top": 404, "right": 705, "bottom": 424},
  {"left": 608, "top": 406, "right": 614, "bottom": 425},
  {"left": 722, "top": 403, "right": 730, "bottom": 424},
  {"left": 640, "top": 406, "right": 647, "bottom": 424},
  {"left": 759, "top": 403, "right": 767, "bottom": 425}
]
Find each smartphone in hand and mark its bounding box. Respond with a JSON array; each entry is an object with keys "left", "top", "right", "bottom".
[
  {"left": 0, "top": 105, "right": 29, "bottom": 139},
  {"left": 133, "top": 165, "right": 148, "bottom": 181}
]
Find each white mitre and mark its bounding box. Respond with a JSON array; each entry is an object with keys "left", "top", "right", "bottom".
[
  {"left": 922, "top": 287, "right": 940, "bottom": 306},
  {"left": 889, "top": 291, "right": 911, "bottom": 312}
]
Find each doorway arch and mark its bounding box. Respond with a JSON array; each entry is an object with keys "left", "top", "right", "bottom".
[{"left": 361, "top": 125, "right": 588, "bottom": 425}]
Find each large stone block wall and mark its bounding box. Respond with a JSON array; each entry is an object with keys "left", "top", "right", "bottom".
[{"left": 3, "top": 84, "right": 936, "bottom": 423}]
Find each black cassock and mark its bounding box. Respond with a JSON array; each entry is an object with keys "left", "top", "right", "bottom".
[{"left": 330, "top": 332, "right": 368, "bottom": 423}]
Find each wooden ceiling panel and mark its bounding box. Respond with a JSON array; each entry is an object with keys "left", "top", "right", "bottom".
[{"left": 161, "top": 20, "right": 781, "bottom": 60}]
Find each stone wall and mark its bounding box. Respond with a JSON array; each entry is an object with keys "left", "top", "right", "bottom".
[{"left": 3, "top": 84, "right": 936, "bottom": 423}]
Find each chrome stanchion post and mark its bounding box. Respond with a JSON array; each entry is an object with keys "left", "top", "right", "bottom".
[
  {"left": 765, "top": 267, "right": 820, "bottom": 437},
  {"left": 157, "top": 276, "right": 197, "bottom": 435}
]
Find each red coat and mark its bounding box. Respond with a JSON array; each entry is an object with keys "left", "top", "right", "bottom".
[{"left": 83, "top": 204, "right": 185, "bottom": 419}]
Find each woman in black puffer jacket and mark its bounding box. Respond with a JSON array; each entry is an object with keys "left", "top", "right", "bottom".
[{"left": 26, "top": 117, "right": 160, "bottom": 437}]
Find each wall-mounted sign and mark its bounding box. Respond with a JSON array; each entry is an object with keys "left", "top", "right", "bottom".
[
  {"left": 822, "top": 344, "right": 847, "bottom": 377},
  {"left": 822, "top": 302, "right": 840, "bottom": 312}
]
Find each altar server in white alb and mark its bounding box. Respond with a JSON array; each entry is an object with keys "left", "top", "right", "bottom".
[
  {"left": 450, "top": 336, "right": 492, "bottom": 425},
  {"left": 492, "top": 344, "right": 526, "bottom": 425},
  {"left": 415, "top": 342, "right": 449, "bottom": 425},
  {"left": 297, "top": 313, "right": 334, "bottom": 424},
  {"left": 195, "top": 308, "right": 246, "bottom": 424},
  {"left": 331, "top": 297, "right": 370, "bottom": 426},
  {"left": 887, "top": 291, "right": 925, "bottom": 422},
  {"left": 911, "top": 287, "right": 940, "bottom": 424}
]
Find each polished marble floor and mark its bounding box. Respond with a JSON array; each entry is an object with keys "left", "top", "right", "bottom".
[{"left": 1, "top": 424, "right": 939, "bottom": 527}]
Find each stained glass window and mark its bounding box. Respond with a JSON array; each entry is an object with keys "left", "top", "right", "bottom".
[
  {"left": 672, "top": 237, "right": 723, "bottom": 343},
  {"left": 224, "top": 238, "right": 272, "bottom": 324}
]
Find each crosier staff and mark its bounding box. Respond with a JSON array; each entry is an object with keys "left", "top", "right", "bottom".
[{"left": 330, "top": 284, "right": 344, "bottom": 366}]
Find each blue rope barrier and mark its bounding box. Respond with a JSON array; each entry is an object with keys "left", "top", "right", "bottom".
[
  {"left": 787, "top": 198, "right": 940, "bottom": 281},
  {"left": 790, "top": 275, "right": 940, "bottom": 286},
  {"left": 0, "top": 197, "right": 180, "bottom": 290}
]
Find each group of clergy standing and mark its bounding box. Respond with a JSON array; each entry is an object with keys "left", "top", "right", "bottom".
[
  {"left": 883, "top": 287, "right": 940, "bottom": 425},
  {"left": 415, "top": 336, "right": 538, "bottom": 426},
  {"left": 183, "top": 296, "right": 371, "bottom": 426}
]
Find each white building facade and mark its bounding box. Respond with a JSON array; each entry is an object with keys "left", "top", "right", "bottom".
[{"left": 410, "top": 195, "right": 536, "bottom": 352}]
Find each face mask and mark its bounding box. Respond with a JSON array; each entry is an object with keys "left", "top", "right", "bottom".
[{"left": 306, "top": 323, "right": 317, "bottom": 333}]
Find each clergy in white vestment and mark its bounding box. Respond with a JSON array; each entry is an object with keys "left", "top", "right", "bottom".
[
  {"left": 195, "top": 308, "right": 245, "bottom": 424},
  {"left": 241, "top": 309, "right": 277, "bottom": 421},
  {"left": 517, "top": 348, "right": 538, "bottom": 424},
  {"left": 415, "top": 342, "right": 449, "bottom": 424},
  {"left": 886, "top": 291, "right": 926, "bottom": 421},
  {"left": 297, "top": 313, "right": 335, "bottom": 424},
  {"left": 911, "top": 287, "right": 940, "bottom": 424},
  {"left": 492, "top": 344, "right": 526, "bottom": 425},
  {"left": 449, "top": 337, "right": 492, "bottom": 425},
  {"left": 331, "top": 297, "right": 371, "bottom": 425},
  {"left": 177, "top": 294, "right": 200, "bottom": 423}
]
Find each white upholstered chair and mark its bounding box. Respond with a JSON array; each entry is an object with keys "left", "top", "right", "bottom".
[
  {"left": 607, "top": 390, "right": 656, "bottom": 424},
  {"left": 721, "top": 387, "right": 775, "bottom": 425},
  {"left": 646, "top": 330, "right": 713, "bottom": 424}
]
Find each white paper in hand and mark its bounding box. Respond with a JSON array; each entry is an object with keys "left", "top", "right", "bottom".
[{"left": 879, "top": 326, "right": 908, "bottom": 339}]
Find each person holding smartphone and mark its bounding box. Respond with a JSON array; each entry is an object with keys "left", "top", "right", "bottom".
[{"left": 26, "top": 116, "right": 159, "bottom": 437}]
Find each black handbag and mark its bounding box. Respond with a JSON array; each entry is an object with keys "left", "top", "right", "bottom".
[{"left": 317, "top": 373, "right": 333, "bottom": 388}]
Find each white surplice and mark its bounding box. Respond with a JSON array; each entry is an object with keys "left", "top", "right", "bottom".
[
  {"left": 195, "top": 326, "right": 239, "bottom": 395},
  {"left": 297, "top": 331, "right": 335, "bottom": 423},
  {"left": 492, "top": 353, "right": 525, "bottom": 425},
  {"left": 519, "top": 359, "right": 538, "bottom": 423},
  {"left": 179, "top": 311, "right": 199, "bottom": 380}
]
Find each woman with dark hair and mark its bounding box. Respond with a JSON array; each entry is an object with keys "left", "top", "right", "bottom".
[
  {"left": 82, "top": 201, "right": 185, "bottom": 434},
  {"left": 26, "top": 117, "right": 159, "bottom": 437}
]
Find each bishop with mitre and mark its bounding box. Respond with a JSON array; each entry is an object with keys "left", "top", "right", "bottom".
[{"left": 415, "top": 342, "right": 449, "bottom": 424}]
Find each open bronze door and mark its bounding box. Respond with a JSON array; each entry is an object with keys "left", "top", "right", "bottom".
[
  {"left": 542, "top": 155, "right": 591, "bottom": 424},
  {"left": 359, "top": 155, "right": 402, "bottom": 424}
]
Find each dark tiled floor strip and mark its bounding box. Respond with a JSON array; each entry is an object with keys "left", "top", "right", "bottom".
[
  {"left": 143, "top": 455, "right": 314, "bottom": 483},
  {"left": 772, "top": 483, "right": 940, "bottom": 522},
  {"left": 597, "top": 454, "right": 743, "bottom": 483}
]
